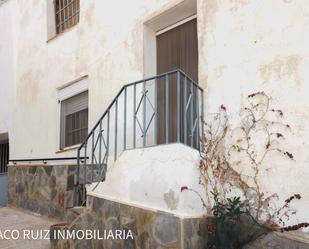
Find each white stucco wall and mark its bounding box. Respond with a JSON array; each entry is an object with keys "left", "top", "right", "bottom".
[
  {"left": 88, "top": 143, "right": 206, "bottom": 218},
  {"left": 197, "top": 0, "right": 309, "bottom": 231},
  {"left": 9, "top": 0, "right": 188, "bottom": 159},
  {"left": 0, "top": 0, "right": 16, "bottom": 138}
]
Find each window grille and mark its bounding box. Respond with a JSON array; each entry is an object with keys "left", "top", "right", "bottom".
[
  {"left": 54, "top": 0, "right": 80, "bottom": 34},
  {"left": 0, "top": 140, "right": 9, "bottom": 173}
]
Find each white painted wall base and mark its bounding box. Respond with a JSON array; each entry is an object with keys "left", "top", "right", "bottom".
[{"left": 87, "top": 143, "right": 206, "bottom": 218}]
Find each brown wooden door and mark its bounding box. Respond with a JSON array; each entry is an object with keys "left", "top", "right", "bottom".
[{"left": 156, "top": 18, "right": 198, "bottom": 144}]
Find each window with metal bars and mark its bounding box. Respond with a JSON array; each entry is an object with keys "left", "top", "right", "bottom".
[
  {"left": 0, "top": 140, "right": 9, "bottom": 174},
  {"left": 60, "top": 91, "right": 88, "bottom": 149},
  {"left": 65, "top": 109, "right": 88, "bottom": 147},
  {"left": 54, "top": 0, "right": 80, "bottom": 34}
]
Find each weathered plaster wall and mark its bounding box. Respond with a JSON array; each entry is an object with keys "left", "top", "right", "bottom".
[
  {"left": 0, "top": 0, "right": 16, "bottom": 137},
  {"left": 10, "top": 0, "right": 183, "bottom": 159},
  {"left": 197, "top": 0, "right": 309, "bottom": 232},
  {"left": 5, "top": 0, "right": 309, "bottom": 235}
]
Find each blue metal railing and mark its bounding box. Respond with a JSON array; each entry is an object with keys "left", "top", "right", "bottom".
[{"left": 76, "top": 69, "right": 204, "bottom": 204}]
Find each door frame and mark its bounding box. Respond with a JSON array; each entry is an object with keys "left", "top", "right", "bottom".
[
  {"left": 143, "top": 0, "right": 197, "bottom": 78},
  {"left": 155, "top": 14, "right": 197, "bottom": 36},
  {"left": 155, "top": 17, "right": 198, "bottom": 145}
]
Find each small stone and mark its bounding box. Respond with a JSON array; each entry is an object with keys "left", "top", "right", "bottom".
[
  {"left": 65, "top": 190, "right": 74, "bottom": 208},
  {"left": 67, "top": 174, "right": 75, "bottom": 191},
  {"left": 58, "top": 191, "right": 65, "bottom": 208},
  {"left": 103, "top": 200, "right": 119, "bottom": 219},
  {"left": 137, "top": 231, "right": 156, "bottom": 249},
  {"left": 44, "top": 166, "right": 53, "bottom": 176},
  {"left": 106, "top": 217, "right": 121, "bottom": 231},
  {"left": 51, "top": 189, "right": 57, "bottom": 200},
  {"left": 123, "top": 237, "right": 136, "bottom": 249},
  {"left": 16, "top": 183, "right": 24, "bottom": 193},
  {"left": 152, "top": 212, "right": 180, "bottom": 246},
  {"left": 29, "top": 167, "right": 37, "bottom": 175},
  {"left": 49, "top": 175, "right": 56, "bottom": 188}
]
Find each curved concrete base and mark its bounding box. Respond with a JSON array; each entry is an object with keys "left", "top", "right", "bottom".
[{"left": 87, "top": 144, "right": 206, "bottom": 218}]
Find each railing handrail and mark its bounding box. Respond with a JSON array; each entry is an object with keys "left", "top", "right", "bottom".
[
  {"left": 78, "top": 69, "right": 202, "bottom": 150},
  {"left": 10, "top": 157, "right": 88, "bottom": 163},
  {"left": 75, "top": 68, "right": 205, "bottom": 206}
]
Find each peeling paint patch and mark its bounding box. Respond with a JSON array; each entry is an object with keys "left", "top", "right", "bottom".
[
  {"left": 84, "top": 3, "right": 95, "bottom": 27},
  {"left": 230, "top": 0, "right": 249, "bottom": 12},
  {"left": 203, "top": 0, "right": 219, "bottom": 28},
  {"left": 259, "top": 54, "right": 303, "bottom": 84},
  {"left": 163, "top": 189, "right": 179, "bottom": 210},
  {"left": 215, "top": 65, "right": 227, "bottom": 78}
]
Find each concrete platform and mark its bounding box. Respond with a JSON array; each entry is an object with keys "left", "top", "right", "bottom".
[{"left": 0, "top": 206, "right": 60, "bottom": 249}]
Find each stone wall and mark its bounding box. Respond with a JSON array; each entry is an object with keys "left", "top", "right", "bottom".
[
  {"left": 50, "top": 195, "right": 209, "bottom": 249},
  {"left": 244, "top": 232, "right": 309, "bottom": 249},
  {"left": 49, "top": 195, "right": 309, "bottom": 249},
  {"left": 8, "top": 164, "right": 76, "bottom": 219}
]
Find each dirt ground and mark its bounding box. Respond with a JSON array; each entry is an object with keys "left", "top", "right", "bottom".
[{"left": 0, "top": 206, "right": 59, "bottom": 249}]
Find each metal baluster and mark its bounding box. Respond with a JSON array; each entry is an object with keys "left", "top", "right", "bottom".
[
  {"left": 143, "top": 81, "right": 146, "bottom": 147},
  {"left": 165, "top": 74, "right": 169, "bottom": 144},
  {"left": 83, "top": 142, "right": 87, "bottom": 185},
  {"left": 133, "top": 84, "right": 136, "bottom": 148},
  {"left": 99, "top": 121, "right": 102, "bottom": 178},
  {"left": 82, "top": 141, "right": 87, "bottom": 202},
  {"left": 77, "top": 148, "right": 80, "bottom": 185},
  {"left": 107, "top": 111, "right": 110, "bottom": 163},
  {"left": 177, "top": 71, "right": 180, "bottom": 143},
  {"left": 195, "top": 86, "right": 199, "bottom": 149},
  {"left": 184, "top": 77, "right": 187, "bottom": 145},
  {"left": 124, "top": 88, "right": 127, "bottom": 150},
  {"left": 154, "top": 78, "right": 158, "bottom": 145},
  {"left": 190, "top": 81, "right": 193, "bottom": 147},
  {"left": 59, "top": 0, "right": 62, "bottom": 33},
  {"left": 75, "top": 149, "right": 80, "bottom": 205},
  {"left": 91, "top": 132, "right": 94, "bottom": 182},
  {"left": 114, "top": 99, "right": 118, "bottom": 161}
]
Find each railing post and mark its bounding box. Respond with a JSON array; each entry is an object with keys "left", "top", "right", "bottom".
[
  {"left": 133, "top": 84, "right": 136, "bottom": 148},
  {"left": 184, "top": 77, "right": 187, "bottom": 145},
  {"left": 143, "top": 81, "right": 146, "bottom": 147},
  {"left": 195, "top": 86, "right": 199, "bottom": 149},
  {"left": 165, "top": 74, "right": 169, "bottom": 144},
  {"left": 124, "top": 88, "right": 127, "bottom": 150},
  {"left": 201, "top": 90, "right": 204, "bottom": 152},
  {"left": 114, "top": 99, "right": 118, "bottom": 161},
  {"left": 154, "top": 78, "right": 158, "bottom": 145},
  {"left": 177, "top": 71, "right": 181, "bottom": 143},
  {"left": 190, "top": 81, "right": 193, "bottom": 147}
]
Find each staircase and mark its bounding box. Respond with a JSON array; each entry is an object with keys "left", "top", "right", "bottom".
[{"left": 74, "top": 69, "right": 204, "bottom": 206}]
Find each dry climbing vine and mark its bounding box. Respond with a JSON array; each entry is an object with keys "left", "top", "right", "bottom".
[{"left": 183, "top": 92, "right": 308, "bottom": 248}]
